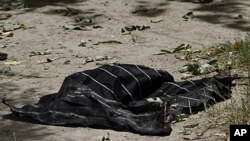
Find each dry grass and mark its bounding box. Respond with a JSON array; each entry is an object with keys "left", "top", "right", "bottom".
[{"left": 207, "top": 34, "right": 250, "bottom": 134}]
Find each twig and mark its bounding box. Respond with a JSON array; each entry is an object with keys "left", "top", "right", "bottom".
[{"left": 13, "top": 132, "right": 16, "bottom": 141}]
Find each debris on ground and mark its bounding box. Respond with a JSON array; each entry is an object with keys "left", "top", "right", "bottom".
[
  {"left": 0, "top": 31, "right": 13, "bottom": 37},
  {"left": 155, "top": 43, "right": 232, "bottom": 79},
  {"left": 37, "top": 57, "right": 64, "bottom": 64},
  {"left": 0, "top": 13, "right": 12, "bottom": 20},
  {"left": 82, "top": 56, "right": 94, "bottom": 65},
  {"left": 154, "top": 44, "right": 192, "bottom": 55},
  {"left": 97, "top": 133, "right": 110, "bottom": 141},
  {"left": 54, "top": 7, "right": 79, "bottom": 16},
  {"left": 82, "top": 56, "right": 113, "bottom": 65},
  {"left": 170, "top": 44, "right": 192, "bottom": 53},
  {"left": 4, "top": 61, "right": 21, "bottom": 66},
  {"left": 62, "top": 24, "right": 91, "bottom": 31},
  {"left": 0, "top": 43, "right": 7, "bottom": 48},
  {"left": 183, "top": 12, "right": 194, "bottom": 21},
  {"left": 93, "top": 25, "right": 103, "bottom": 29},
  {"left": 180, "top": 59, "right": 219, "bottom": 76},
  {"left": 62, "top": 16, "right": 93, "bottom": 30},
  {"left": 29, "top": 49, "right": 52, "bottom": 57},
  {"left": 78, "top": 40, "right": 87, "bottom": 47},
  {"left": 0, "top": 22, "right": 26, "bottom": 32},
  {"left": 96, "top": 59, "right": 118, "bottom": 66},
  {"left": 234, "top": 14, "right": 244, "bottom": 19},
  {"left": 75, "top": 16, "right": 92, "bottom": 23},
  {"left": 93, "top": 40, "right": 122, "bottom": 45},
  {"left": 0, "top": 22, "right": 26, "bottom": 39},
  {"left": 121, "top": 25, "right": 150, "bottom": 33},
  {"left": 190, "top": 0, "right": 213, "bottom": 3},
  {"left": 0, "top": 52, "right": 8, "bottom": 61},
  {"left": 150, "top": 18, "right": 163, "bottom": 23},
  {"left": 95, "top": 56, "right": 112, "bottom": 61},
  {"left": 74, "top": 16, "right": 93, "bottom": 26}
]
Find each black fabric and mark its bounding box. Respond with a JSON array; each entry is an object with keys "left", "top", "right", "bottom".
[{"left": 5, "top": 64, "right": 233, "bottom": 136}]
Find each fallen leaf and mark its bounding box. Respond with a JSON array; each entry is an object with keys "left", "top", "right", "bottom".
[
  {"left": 96, "top": 60, "right": 118, "bottom": 66},
  {"left": 29, "top": 49, "right": 52, "bottom": 57},
  {"left": 155, "top": 44, "right": 192, "bottom": 55},
  {"left": 78, "top": 40, "right": 87, "bottom": 47},
  {"left": 82, "top": 57, "right": 94, "bottom": 65},
  {"left": 2, "top": 32, "right": 14, "bottom": 37},
  {"left": 63, "top": 25, "right": 91, "bottom": 31},
  {"left": 93, "top": 40, "right": 122, "bottom": 45},
  {"left": 4, "top": 61, "right": 21, "bottom": 65},
  {"left": 234, "top": 41, "right": 241, "bottom": 50},
  {"left": 95, "top": 56, "right": 112, "bottom": 61},
  {"left": 150, "top": 18, "right": 163, "bottom": 23},
  {"left": 173, "top": 44, "right": 192, "bottom": 53},
  {"left": 0, "top": 44, "right": 7, "bottom": 48},
  {"left": 93, "top": 25, "right": 103, "bottom": 29},
  {"left": 183, "top": 12, "right": 194, "bottom": 21},
  {"left": 37, "top": 57, "right": 64, "bottom": 64},
  {"left": 18, "top": 23, "right": 26, "bottom": 29},
  {"left": 121, "top": 25, "right": 150, "bottom": 33}
]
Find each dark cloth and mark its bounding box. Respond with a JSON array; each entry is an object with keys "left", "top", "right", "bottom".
[{"left": 6, "top": 64, "right": 233, "bottom": 136}]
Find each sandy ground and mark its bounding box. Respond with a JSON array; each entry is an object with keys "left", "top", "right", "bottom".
[{"left": 0, "top": 0, "right": 250, "bottom": 140}]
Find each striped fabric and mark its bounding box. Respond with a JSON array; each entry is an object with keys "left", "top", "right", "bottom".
[{"left": 7, "top": 64, "right": 233, "bottom": 136}]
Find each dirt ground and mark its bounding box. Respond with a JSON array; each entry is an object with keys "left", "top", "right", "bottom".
[{"left": 0, "top": 0, "right": 250, "bottom": 140}]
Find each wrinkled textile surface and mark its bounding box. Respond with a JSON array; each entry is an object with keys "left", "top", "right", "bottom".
[{"left": 6, "top": 64, "right": 233, "bottom": 136}]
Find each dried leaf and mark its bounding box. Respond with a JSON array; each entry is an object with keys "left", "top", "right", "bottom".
[
  {"left": 4, "top": 61, "right": 21, "bottom": 65},
  {"left": 151, "top": 18, "right": 163, "bottom": 23},
  {"left": 29, "top": 50, "right": 52, "bottom": 57},
  {"left": 82, "top": 57, "right": 94, "bottom": 65},
  {"left": 95, "top": 56, "right": 112, "bottom": 61},
  {"left": 63, "top": 25, "right": 91, "bottom": 31},
  {"left": 93, "top": 40, "right": 122, "bottom": 45},
  {"left": 2, "top": 31, "right": 14, "bottom": 37},
  {"left": 183, "top": 12, "right": 194, "bottom": 20},
  {"left": 78, "top": 40, "right": 87, "bottom": 47}
]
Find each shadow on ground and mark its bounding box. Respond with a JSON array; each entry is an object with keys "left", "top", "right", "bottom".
[
  {"left": 0, "top": 115, "right": 54, "bottom": 141},
  {"left": 42, "top": 7, "right": 96, "bottom": 16},
  {"left": 0, "top": 0, "right": 86, "bottom": 13},
  {"left": 23, "top": 0, "right": 82, "bottom": 7},
  {"left": 0, "top": 81, "right": 41, "bottom": 106},
  {"left": 131, "top": 0, "right": 169, "bottom": 17},
  {"left": 0, "top": 81, "right": 54, "bottom": 141},
  {"left": 192, "top": 0, "right": 250, "bottom": 31}
]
